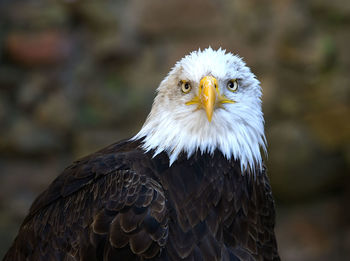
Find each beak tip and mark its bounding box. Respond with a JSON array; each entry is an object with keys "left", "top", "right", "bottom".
[{"left": 206, "top": 112, "right": 213, "bottom": 122}]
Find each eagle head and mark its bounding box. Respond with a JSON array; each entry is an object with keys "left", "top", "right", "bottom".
[{"left": 133, "top": 47, "right": 266, "bottom": 173}]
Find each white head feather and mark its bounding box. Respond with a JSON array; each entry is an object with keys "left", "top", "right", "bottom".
[{"left": 133, "top": 47, "right": 266, "bottom": 173}]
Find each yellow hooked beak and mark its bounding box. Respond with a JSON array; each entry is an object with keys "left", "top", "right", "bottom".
[
  {"left": 199, "top": 76, "right": 217, "bottom": 122},
  {"left": 185, "top": 76, "right": 234, "bottom": 122}
]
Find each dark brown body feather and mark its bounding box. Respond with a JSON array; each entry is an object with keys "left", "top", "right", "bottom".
[{"left": 3, "top": 139, "right": 280, "bottom": 261}]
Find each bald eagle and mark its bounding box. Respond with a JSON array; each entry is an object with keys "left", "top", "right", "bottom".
[{"left": 4, "top": 48, "right": 280, "bottom": 261}]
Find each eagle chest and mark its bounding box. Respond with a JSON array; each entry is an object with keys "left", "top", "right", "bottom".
[{"left": 152, "top": 154, "right": 253, "bottom": 260}]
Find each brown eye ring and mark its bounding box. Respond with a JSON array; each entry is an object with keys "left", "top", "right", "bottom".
[
  {"left": 181, "top": 81, "right": 192, "bottom": 93},
  {"left": 227, "top": 79, "right": 238, "bottom": 92}
]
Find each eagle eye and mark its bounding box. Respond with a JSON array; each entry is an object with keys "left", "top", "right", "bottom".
[
  {"left": 181, "top": 81, "right": 192, "bottom": 93},
  {"left": 227, "top": 79, "right": 238, "bottom": 92}
]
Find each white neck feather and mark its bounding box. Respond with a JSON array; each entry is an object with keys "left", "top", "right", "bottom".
[{"left": 132, "top": 103, "right": 266, "bottom": 173}]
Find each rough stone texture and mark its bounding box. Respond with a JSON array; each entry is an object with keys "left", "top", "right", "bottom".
[{"left": 0, "top": 0, "right": 349, "bottom": 260}]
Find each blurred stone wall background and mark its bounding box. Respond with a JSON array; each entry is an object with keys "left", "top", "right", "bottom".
[{"left": 0, "top": 0, "right": 349, "bottom": 260}]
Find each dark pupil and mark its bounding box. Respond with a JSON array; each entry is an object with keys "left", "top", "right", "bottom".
[
  {"left": 229, "top": 82, "right": 234, "bottom": 88},
  {"left": 184, "top": 83, "right": 189, "bottom": 89}
]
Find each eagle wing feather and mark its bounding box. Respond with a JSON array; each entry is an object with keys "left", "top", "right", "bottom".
[{"left": 4, "top": 141, "right": 168, "bottom": 261}]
